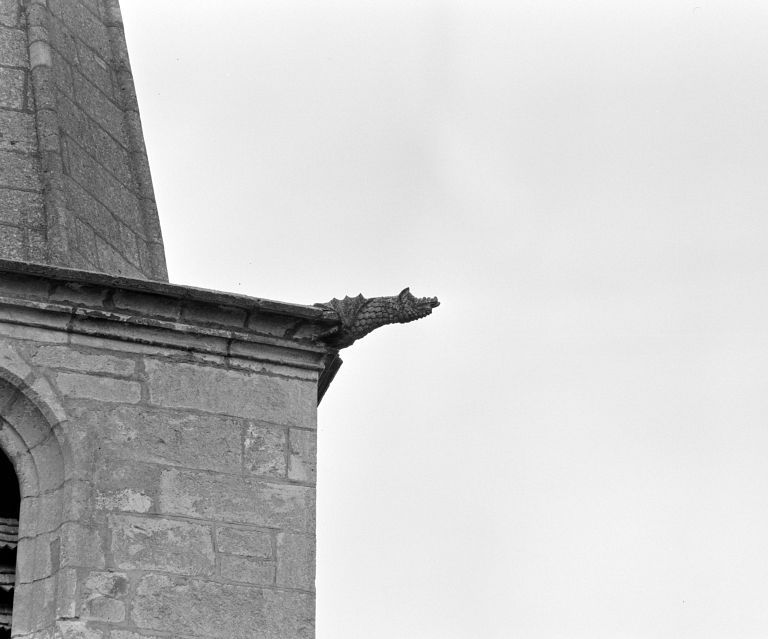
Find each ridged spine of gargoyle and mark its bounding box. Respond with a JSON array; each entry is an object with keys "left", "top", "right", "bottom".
[{"left": 314, "top": 288, "right": 440, "bottom": 349}]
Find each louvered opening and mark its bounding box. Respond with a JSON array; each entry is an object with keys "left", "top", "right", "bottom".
[{"left": 0, "top": 449, "right": 19, "bottom": 639}]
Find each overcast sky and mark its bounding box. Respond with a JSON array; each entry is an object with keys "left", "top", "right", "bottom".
[{"left": 121, "top": 2, "right": 768, "bottom": 637}]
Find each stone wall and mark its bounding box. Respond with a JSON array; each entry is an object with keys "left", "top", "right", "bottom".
[
  {"left": 0, "top": 0, "right": 167, "bottom": 280},
  {"left": 0, "top": 262, "right": 339, "bottom": 638}
]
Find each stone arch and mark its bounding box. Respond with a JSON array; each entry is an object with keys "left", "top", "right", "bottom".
[{"left": 0, "top": 366, "right": 71, "bottom": 638}]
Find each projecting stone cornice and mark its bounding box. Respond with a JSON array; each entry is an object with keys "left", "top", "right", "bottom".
[{"left": 0, "top": 258, "right": 342, "bottom": 400}]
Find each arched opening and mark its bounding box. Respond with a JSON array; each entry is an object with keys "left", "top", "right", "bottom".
[
  {"left": 0, "top": 366, "right": 69, "bottom": 638},
  {"left": 0, "top": 448, "right": 19, "bottom": 639}
]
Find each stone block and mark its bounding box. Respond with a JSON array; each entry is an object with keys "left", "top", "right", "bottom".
[
  {"left": 181, "top": 301, "right": 247, "bottom": 327},
  {"left": 0, "top": 110, "right": 36, "bottom": 153},
  {"left": 216, "top": 527, "right": 273, "bottom": 559},
  {"left": 132, "top": 574, "right": 314, "bottom": 639},
  {"left": 71, "top": 404, "right": 242, "bottom": 473},
  {"left": 220, "top": 554, "right": 275, "bottom": 586},
  {"left": 109, "top": 514, "right": 215, "bottom": 575},
  {"left": 59, "top": 522, "right": 105, "bottom": 569},
  {"left": 0, "top": 272, "right": 48, "bottom": 300},
  {"left": 74, "top": 39, "right": 113, "bottom": 98},
  {"left": 56, "top": 567, "right": 78, "bottom": 618},
  {"left": 52, "top": 48, "right": 74, "bottom": 97},
  {"left": 0, "top": 189, "right": 43, "bottom": 227},
  {"left": 50, "top": 282, "right": 108, "bottom": 306},
  {"left": 145, "top": 359, "right": 317, "bottom": 428},
  {"left": 58, "top": 93, "right": 132, "bottom": 184},
  {"left": 72, "top": 72, "right": 125, "bottom": 143},
  {"left": 112, "top": 289, "right": 180, "bottom": 319},
  {"left": 93, "top": 460, "right": 160, "bottom": 513},
  {"left": 0, "top": 24, "right": 26, "bottom": 66},
  {"left": 95, "top": 235, "right": 143, "bottom": 279},
  {"left": 288, "top": 429, "right": 316, "bottom": 483},
  {"left": 66, "top": 142, "right": 142, "bottom": 229},
  {"left": 28, "top": 228, "right": 46, "bottom": 260},
  {"left": 30, "top": 345, "right": 136, "bottom": 376},
  {"left": 56, "top": 620, "right": 107, "bottom": 639},
  {"left": 47, "top": 14, "right": 79, "bottom": 63},
  {"left": 48, "top": 0, "right": 110, "bottom": 60},
  {"left": 0, "top": 66, "right": 24, "bottom": 108},
  {"left": 244, "top": 423, "right": 286, "bottom": 477},
  {"left": 0, "top": 223, "right": 25, "bottom": 260},
  {"left": 276, "top": 533, "right": 315, "bottom": 591},
  {"left": 159, "top": 468, "right": 314, "bottom": 532},
  {"left": 55, "top": 371, "right": 141, "bottom": 403},
  {"left": 0, "top": 0, "right": 18, "bottom": 27},
  {"left": 80, "top": 571, "right": 129, "bottom": 622},
  {"left": 0, "top": 150, "right": 40, "bottom": 191},
  {"left": 65, "top": 176, "right": 122, "bottom": 240}
]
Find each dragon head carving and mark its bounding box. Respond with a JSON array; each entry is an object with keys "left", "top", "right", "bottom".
[{"left": 315, "top": 287, "right": 440, "bottom": 348}]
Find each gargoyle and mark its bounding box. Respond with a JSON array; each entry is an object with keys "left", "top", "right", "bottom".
[{"left": 315, "top": 288, "right": 440, "bottom": 349}]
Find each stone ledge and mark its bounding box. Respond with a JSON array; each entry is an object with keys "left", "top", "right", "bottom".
[
  {"left": 0, "top": 258, "right": 343, "bottom": 400},
  {"left": 0, "top": 258, "right": 329, "bottom": 321}
]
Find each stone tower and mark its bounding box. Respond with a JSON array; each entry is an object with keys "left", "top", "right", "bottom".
[
  {"left": 0, "top": 2, "right": 438, "bottom": 638},
  {"left": 1, "top": 0, "right": 166, "bottom": 279}
]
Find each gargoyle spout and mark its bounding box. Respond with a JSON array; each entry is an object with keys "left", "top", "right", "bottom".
[{"left": 315, "top": 287, "right": 440, "bottom": 348}]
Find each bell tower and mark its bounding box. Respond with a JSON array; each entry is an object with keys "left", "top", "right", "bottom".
[{"left": 0, "top": 2, "right": 438, "bottom": 638}]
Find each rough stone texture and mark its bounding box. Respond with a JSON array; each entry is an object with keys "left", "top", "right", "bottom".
[
  {"left": 0, "top": 265, "right": 330, "bottom": 638},
  {"left": 216, "top": 527, "right": 273, "bottom": 559},
  {"left": 289, "top": 429, "right": 317, "bottom": 482},
  {"left": 109, "top": 514, "right": 215, "bottom": 575},
  {"left": 145, "top": 359, "right": 318, "bottom": 428},
  {"left": 0, "top": 0, "right": 167, "bottom": 279},
  {"left": 276, "top": 533, "right": 316, "bottom": 591},
  {"left": 244, "top": 423, "right": 287, "bottom": 477},
  {"left": 132, "top": 574, "right": 314, "bottom": 639}
]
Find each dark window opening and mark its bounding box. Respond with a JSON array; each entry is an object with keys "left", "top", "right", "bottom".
[{"left": 0, "top": 449, "right": 19, "bottom": 639}]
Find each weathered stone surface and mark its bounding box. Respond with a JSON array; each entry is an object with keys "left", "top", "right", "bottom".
[
  {"left": 58, "top": 93, "right": 132, "bottom": 183},
  {"left": 109, "top": 514, "right": 215, "bottom": 575},
  {"left": 66, "top": 142, "right": 142, "bottom": 229},
  {"left": 69, "top": 404, "right": 242, "bottom": 473},
  {"left": 60, "top": 522, "right": 106, "bottom": 569},
  {"left": 0, "top": 0, "right": 168, "bottom": 278},
  {"left": 145, "top": 359, "right": 317, "bottom": 428},
  {"left": 244, "top": 423, "right": 286, "bottom": 477},
  {"left": 111, "top": 632, "right": 167, "bottom": 639},
  {"left": 220, "top": 554, "right": 275, "bottom": 586},
  {"left": 0, "top": 224, "right": 24, "bottom": 259},
  {"left": 112, "top": 289, "right": 180, "bottom": 319},
  {"left": 49, "top": 0, "right": 110, "bottom": 60},
  {"left": 80, "top": 571, "right": 129, "bottom": 622},
  {"left": 159, "top": 468, "right": 314, "bottom": 532},
  {"left": 74, "top": 39, "right": 113, "bottom": 98},
  {"left": 276, "top": 533, "right": 315, "bottom": 591},
  {"left": 0, "top": 67, "right": 24, "bottom": 108},
  {"left": 288, "top": 429, "right": 316, "bottom": 483},
  {"left": 93, "top": 460, "right": 160, "bottom": 513},
  {"left": 30, "top": 345, "right": 136, "bottom": 376},
  {"left": 56, "top": 620, "right": 107, "bottom": 639},
  {"left": 0, "top": 110, "right": 36, "bottom": 153},
  {"left": 216, "top": 527, "right": 273, "bottom": 559},
  {"left": 0, "top": 260, "right": 332, "bottom": 635},
  {"left": 0, "top": 151, "right": 40, "bottom": 191},
  {"left": 0, "top": 25, "right": 25, "bottom": 66},
  {"left": 132, "top": 574, "right": 314, "bottom": 639},
  {"left": 55, "top": 371, "right": 141, "bottom": 403},
  {"left": 0, "top": 189, "right": 44, "bottom": 227},
  {"left": 0, "top": 0, "right": 18, "bottom": 27}
]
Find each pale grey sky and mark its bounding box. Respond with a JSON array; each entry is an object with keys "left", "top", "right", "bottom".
[{"left": 122, "top": 2, "right": 768, "bottom": 637}]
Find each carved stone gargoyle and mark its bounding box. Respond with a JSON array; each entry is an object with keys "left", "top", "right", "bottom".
[{"left": 314, "top": 288, "right": 440, "bottom": 349}]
